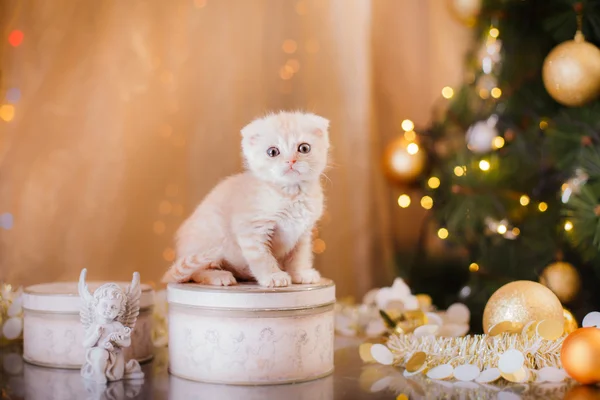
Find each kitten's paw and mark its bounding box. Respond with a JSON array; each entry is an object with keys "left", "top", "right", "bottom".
[
  {"left": 191, "top": 270, "right": 237, "bottom": 286},
  {"left": 161, "top": 269, "right": 188, "bottom": 283},
  {"left": 290, "top": 269, "right": 321, "bottom": 284},
  {"left": 258, "top": 271, "right": 292, "bottom": 288}
]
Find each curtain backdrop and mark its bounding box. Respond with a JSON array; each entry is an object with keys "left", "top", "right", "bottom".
[{"left": 0, "top": 0, "right": 470, "bottom": 297}]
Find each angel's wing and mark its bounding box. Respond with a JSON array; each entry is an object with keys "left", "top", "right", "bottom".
[
  {"left": 120, "top": 272, "right": 141, "bottom": 329},
  {"left": 78, "top": 268, "right": 95, "bottom": 332}
]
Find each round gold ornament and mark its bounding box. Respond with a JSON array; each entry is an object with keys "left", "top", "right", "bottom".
[
  {"left": 542, "top": 31, "right": 600, "bottom": 107},
  {"left": 539, "top": 261, "right": 581, "bottom": 303},
  {"left": 482, "top": 280, "right": 563, "bottom": 334},
  {"left": 561, "top": 327, "right": 600, "bottom": 385},
  {"left": 446, "top": 0, "right": 481, "bottom": 27},
  {"left": 563, "top": 308, "right": 579, "bottom": 334},
  {"left": 382, "top": 136, "right": 426, "bottom": 185}
]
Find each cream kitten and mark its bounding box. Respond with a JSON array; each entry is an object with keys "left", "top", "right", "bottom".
[{"left": 162, "top": 111, "right": 329, "bottom": 287}]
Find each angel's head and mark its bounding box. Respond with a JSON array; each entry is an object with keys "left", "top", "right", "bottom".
[{"left": 93, "top": 283, "right": 126, "bottom": 322}]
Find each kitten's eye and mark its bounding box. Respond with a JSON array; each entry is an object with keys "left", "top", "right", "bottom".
[
  {"left": 298, "top": 143, "right": 311, "bottom": 154},
  {"left": 267, "top": 147, "right": 280, "bottom": 157}
]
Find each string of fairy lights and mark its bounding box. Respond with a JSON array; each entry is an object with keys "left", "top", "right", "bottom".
[
  {"left": 393, "top": 22, "right": 577, "bottom": 251},
  {"left": 0, "top": 26, "right": 23, "bottom": 230}
]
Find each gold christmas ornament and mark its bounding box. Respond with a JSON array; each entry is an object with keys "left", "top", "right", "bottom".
[
  {"left": 446, "top": 0, "right": 481, "bottom": 27},
  {"left": 561, "top": 327, "right": 600, "bottom": 385},
  {"left": 482, "top": 280, "right": 563, "bottom": 334},
  {"left": 563, "top": 308, "right": 578, "bottom": 334},
  {"left": 540, "top": 261, "right": 581, "bottom": 303},
  {"left": 382, "top": 136, "right": 426, "bottom": 185},
  {"left": 542, "top": 31, "right": 600, "bottom": 107}
]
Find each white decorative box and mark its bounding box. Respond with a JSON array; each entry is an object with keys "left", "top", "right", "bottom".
[
  {"left": 22, "top": 281, "right": 155, "bottom": 369},
  {"left": 167, "top": 279, "right": 335, "bottom": 385}
]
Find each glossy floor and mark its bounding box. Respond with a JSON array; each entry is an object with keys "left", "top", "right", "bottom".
[{"left": 0, "top": 339, "right": 594, "bottom": 400}]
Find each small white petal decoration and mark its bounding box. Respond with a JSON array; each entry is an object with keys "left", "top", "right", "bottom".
[
  {"left": 426, "top": 364, "right": 454, "bottom": 380},
  {"left": 582, "top": 311, "right": 600, "bottom": 328},
  {"left": 370, "top": 344, "right": 394, "bottom": 365},
  {"left": 2, "top": 317, "right": 23, "bottom": 340},
  {"left": 446, "top": 303, "right": 470, "bottom": 324},
  {"left": 475, "top": 368, "right": 501, "bottom": 383},
  {"left": 498, "top": 349, "right": 525, "bottom": 374},
  {"left": 414, "top": 324, "right": 439, "bottom": 338},
  {"left": 453, "top": 364, "right": 480, "bottom": 381}
]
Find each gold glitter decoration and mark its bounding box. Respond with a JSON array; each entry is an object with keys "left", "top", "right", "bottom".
[
  {"left": 482, "top": 280, "right": 563, "bottom": 334},
  {"left": 387, "top": 331, "right": 564, "bottom": 372},
  {"left": 488, "top": 321, "right": 523, "bottom": 336},
  {"left": 542, "top": 31, "right": 600, "bottom": 107},
  {"left": 406, "top": 351, "right": 427, "bottom": 372},
  {"left": 359, "top": 343, "right": 375, "bottom": 363},
  {"left": 563, "top": 308, "right": 578, "bottom": 334},
  {"left": 537, "top": 319, "right": 564, "bottom": 340}
]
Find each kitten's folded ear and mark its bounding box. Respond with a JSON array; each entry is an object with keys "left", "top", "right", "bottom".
[
  {"left": 240, "top": 118, "right": 263, "bottom": 144},
  {"left": 307, "top": 114, "right": 330, "bottom": 136}
]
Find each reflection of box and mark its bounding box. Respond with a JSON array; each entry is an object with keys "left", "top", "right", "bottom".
[
  {"left": 167, "top": 279, "right": 335, "bottom": 385},
  {"left": 169, "top": 373, "right": 334, "bottom": 399},
  {"left": 23, "top": 282, "right": 155, "bottom": 369}
]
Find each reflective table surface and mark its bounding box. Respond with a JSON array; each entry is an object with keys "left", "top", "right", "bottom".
[{"left": 0, "top": 337, "right": 595, "bottom": 400}]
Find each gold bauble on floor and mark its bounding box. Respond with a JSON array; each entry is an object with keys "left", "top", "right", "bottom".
[
  {"left": 482, "top": 280, "right": 563, "bottom": 334},
  {"left": 540, "top": 261, "right": 581, "bottom": 303},
  {"left": 562, "top": 328, "right": 600, "bottom": 385},
  {"left": 382, "top": 137, "right": 426, "bottom": 185},
  {"left": 542, "top": 31, "right": 600, "bottom": 107},
  {"left": 563, "top": 308, "right": 579, "bottom": 334}
]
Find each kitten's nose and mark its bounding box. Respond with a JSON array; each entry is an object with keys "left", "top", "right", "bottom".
[{"left": 287, "top": 159, "right": 296, "bottom": 165}]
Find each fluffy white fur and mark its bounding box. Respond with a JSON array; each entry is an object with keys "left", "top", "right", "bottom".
[{"left": 162, "top": 111, "right": 330, "bottom": 287}]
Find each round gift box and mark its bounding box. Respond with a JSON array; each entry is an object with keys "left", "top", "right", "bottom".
[
  {"left": 167, "top": 279, "right": 335, "bottom": 385},
  {"left": 22, "top": 281, "right": 155, "bottom": 369}
]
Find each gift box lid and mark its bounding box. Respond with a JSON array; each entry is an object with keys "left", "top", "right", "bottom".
[
  {"left": 23, "top": 281, "right": 155, "bottom": 313},
  {"left": 167, "top": 279, "right": 335, "bottom": 311}
]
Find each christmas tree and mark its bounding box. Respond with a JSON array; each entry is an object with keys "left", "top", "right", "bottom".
[{"left": 385, "top": 0, "right": 600, "bottom": 333}]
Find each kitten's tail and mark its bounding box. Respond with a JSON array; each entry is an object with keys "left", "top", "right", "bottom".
[{"left": 161, "top": 255, "right": 204, "bottom": 283}]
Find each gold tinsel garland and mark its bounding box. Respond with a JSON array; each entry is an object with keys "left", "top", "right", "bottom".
[{"left": 387, "top": 331, "right": 564, "bottom": 371}]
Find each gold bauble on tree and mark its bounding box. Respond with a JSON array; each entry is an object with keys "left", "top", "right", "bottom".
[
  {"left": 540, "top": 261, "right": 581, "bottom": 303},
  {"left": 563, "top": 308, "right": 579, "bottom": 334},
  {"left": 542, "top": 31, "right": 600, "bottom": 107},
  {"left": 561, "top": 328, "right": 600, "bottom": 385},
  {"left": 382, "top": 137, "right": 426, "bottom": 185},
  {"left": 446, "top": 0, "right": 481, "bottom": 27},
  {"left": 482, "top": 280, "right": 563, "bottom": 334}
]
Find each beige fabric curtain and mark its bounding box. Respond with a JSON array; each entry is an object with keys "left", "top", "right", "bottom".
[{"left": 0, "top": 0, "right": 469, "bottom": 297}]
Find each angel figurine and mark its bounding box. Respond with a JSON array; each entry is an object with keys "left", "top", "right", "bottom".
[{"left": 78, "top": 268, "right": 145, "bottom": 384}]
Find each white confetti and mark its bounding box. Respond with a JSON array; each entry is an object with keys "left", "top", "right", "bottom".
[
  {"left": 426, "top": 312, "right": 444, "bottom": 326},
  {"left": 413, "top": 324, "right": 439, "bottom": 338},
  {"left": 476, "top": 368, "right": 501, "bottom": 383},
  {"left": 7, "top": 301, "right": 22, "bottom": 317},
  {"left": 365, "top": 319, "right": 387, "bottom": 338},
  {"left": 536, "top": 367, "right": 566, "bottom": 383},
  {"left": 426, "top": 364, "right": 454, "bottom": 380},
  {"left": 370, "top": 376, "right": 393, "bottom": 392},
  {"left": 370, "top": 344, "right": 394, "bottom": 365},
  {"left": 2, "top": 317, "right": 22, "bottom": 340},
  {"left": 454, "top": 364, "right": 480, "bottom": 381},
  {"left": 498, "top": 349, "right": 524, "bottom": 374},
  {"left": 446, "top": 303, "right": 470, "bottom": 324},
  {"left": 582, "top": 311, "right": 600, "bottom": 328},
  {"left": 439, "top": 323, "right": 470, "bottom": 337}
]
